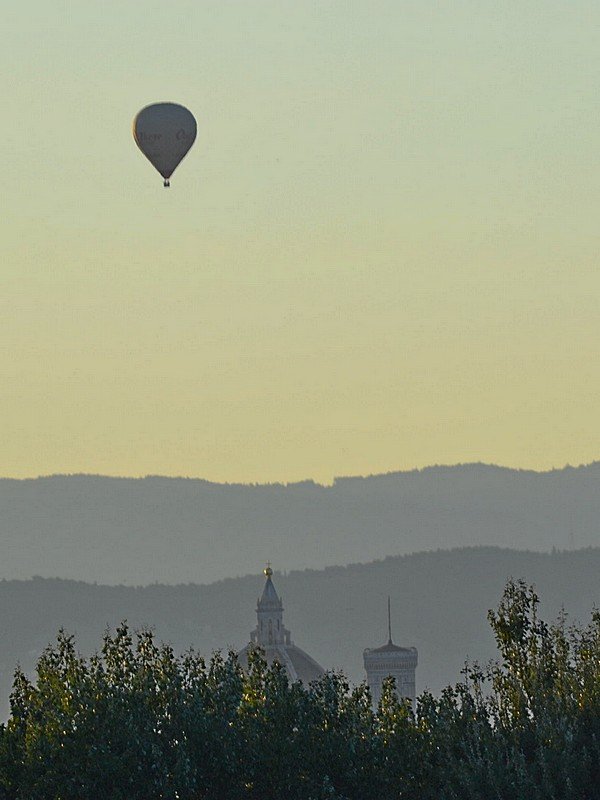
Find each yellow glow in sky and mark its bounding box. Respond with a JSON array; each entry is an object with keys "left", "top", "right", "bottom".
[{"left": 2, "top": 1, "right": 600, "bottom": 483}]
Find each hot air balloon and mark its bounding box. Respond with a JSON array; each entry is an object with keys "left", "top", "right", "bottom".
[{"left": 133, "top": 102, "right": 197, "bottom": 187}]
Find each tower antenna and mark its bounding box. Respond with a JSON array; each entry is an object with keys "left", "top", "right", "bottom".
[{"left": 388, "top": 595, "right": 392, "bottom": 645}]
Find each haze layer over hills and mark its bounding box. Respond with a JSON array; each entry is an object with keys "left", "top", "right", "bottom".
[
  {"left": 1, "top": 463, "right": 599, "bottom": 584},
  {"left": 0, "top": 547, "right": 597, "bottom": 719}
]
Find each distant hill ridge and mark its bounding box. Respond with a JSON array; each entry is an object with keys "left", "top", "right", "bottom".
[
  {"left": 6, "top": 459, "right": 600, "bottom": 484},
  {"left": 1, "top": 462, "right": 599, "bottom": 585}
]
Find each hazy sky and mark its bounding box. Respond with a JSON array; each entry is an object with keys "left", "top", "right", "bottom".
[{"left": 3, "top": 1, "right": 600, "bottom": 483}]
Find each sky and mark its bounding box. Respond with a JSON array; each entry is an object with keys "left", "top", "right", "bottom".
[{"left": 2, "top": 1, "right": 600, "bottom": 484}]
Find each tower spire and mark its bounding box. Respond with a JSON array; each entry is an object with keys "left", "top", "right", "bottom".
[{"left": 387, "top": 595, "right": 392, "bottom": 645}]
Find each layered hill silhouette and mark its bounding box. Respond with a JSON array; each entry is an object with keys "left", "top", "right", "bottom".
[
  {"left": 1, "top": 463, "right": 600, "bottom": 585},
  {"left": 0, "top": 546, "right": 598, "bottom": 718}
]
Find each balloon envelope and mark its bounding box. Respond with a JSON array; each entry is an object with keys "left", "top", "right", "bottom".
[{"left": 133, "top": 102, "right": 197, "bottom": 183}]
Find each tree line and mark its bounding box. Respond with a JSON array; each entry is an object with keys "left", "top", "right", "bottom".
[{"left": 0, "top": 579, "right": 598, "bottom": 799}]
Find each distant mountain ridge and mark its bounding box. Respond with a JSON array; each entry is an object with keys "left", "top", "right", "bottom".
[{"left": 1, "top": 463, "right": 600, "bottom": 584}]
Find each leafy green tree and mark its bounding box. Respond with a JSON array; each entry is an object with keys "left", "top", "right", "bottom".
[
  {"left": 374, "top": 676, "right": 426, "bottom": 799},
  {"left": 0, "top": 580, "right": 598, "bottom": 799},
  {"left": 419, "top": 580, "right": 600, "bottom": 800}
]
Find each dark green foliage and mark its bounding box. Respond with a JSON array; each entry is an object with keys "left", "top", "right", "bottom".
[
  {"left": 0, "top": 580, "right": 598, "bottom": 799},
  {"left": 417, "top": 580, "right": 600, "bottom": 800}
]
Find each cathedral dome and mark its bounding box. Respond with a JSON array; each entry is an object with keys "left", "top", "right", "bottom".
[
  {"left": 237, "top": 564, "right": 325, "bottom": 685},
  {"left": 237, "top": 642, "right": 325, "bottom": 684}
]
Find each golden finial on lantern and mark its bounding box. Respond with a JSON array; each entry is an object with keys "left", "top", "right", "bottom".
[{"left": 264, "top": 561, "right": 273, "bottom": 578}]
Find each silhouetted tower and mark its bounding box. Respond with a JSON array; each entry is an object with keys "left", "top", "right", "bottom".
[{"left": 363, "top": 597, "right": 418, "bottom": 709}]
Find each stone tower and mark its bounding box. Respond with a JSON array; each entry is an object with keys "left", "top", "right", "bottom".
[
  {"left": 237, "top": 564, "right": 325, "bottom": 684},
  {"left": 363, "top": 598, "right": 418, "bottom": 709}
]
